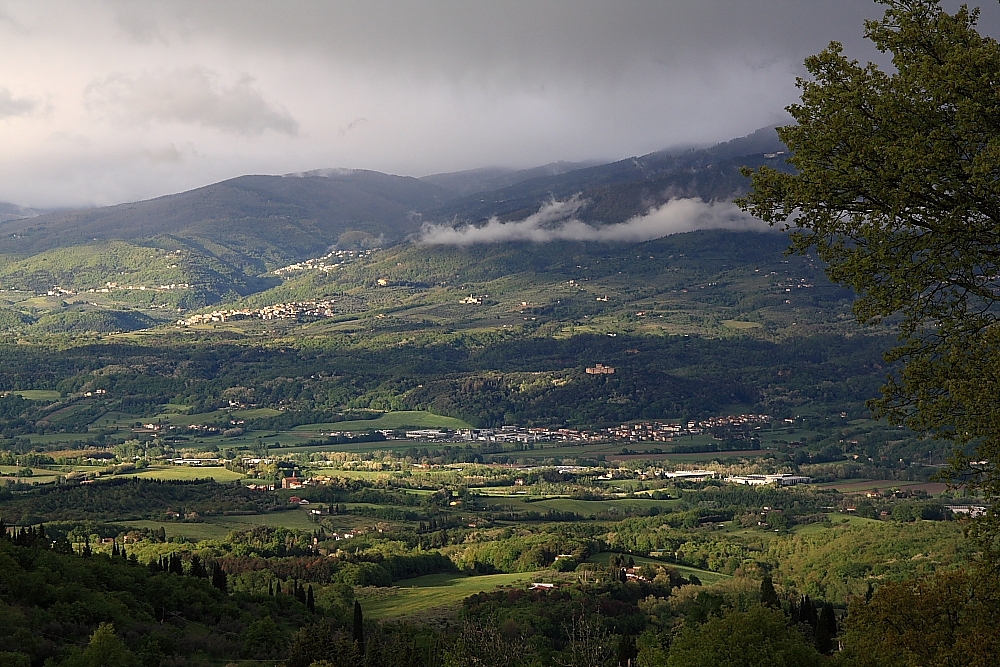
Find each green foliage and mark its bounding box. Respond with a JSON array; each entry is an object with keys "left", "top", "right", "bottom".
[
  {"left": 31, "top": 309, "right": 157, "bottom": 334},
  {"left": 0, "top": 478, "right": 284, "bottom": 524},
  {"left": 666, "top": 605, "right": 821, "bottom": 667},
  {"left": 60, "top": 623, "right": 139, "bottom": 667},
  {"left": 838, "top": 566, "right": 1000, "bottom": 667},
  {"left": 738, "top": 0, "right": 1000, "bottom": 554}
]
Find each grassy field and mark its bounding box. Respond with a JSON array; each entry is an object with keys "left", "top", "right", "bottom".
[
  {"left": 0, "top": 465, "right": 63, "bottom": 485},
  {"left": 24, "top": 433, "right": 93, "bottom": 445},
  {"left": 585, "top": 552, "right": 730, "bottom": 585},
  {"left": 291, "top": 411, "right": 471, "bottom": 432},
  {"left": 130, "top": 465, "right": 246, "bottom": 482},
  {"left": 10, "top": 389, "right": 61, "bottom": 401},
  {"left": 815, "top": 479, "right": 948, "bottom": 494},
  {"left": 791, "top": 514, "right": 880, "bottom": 535},
  {"left": 121, "top": 509, "right": 319, "bottom": 541},
  {"left": 360, "top": 571, "right": 544, "bottom": 620}
]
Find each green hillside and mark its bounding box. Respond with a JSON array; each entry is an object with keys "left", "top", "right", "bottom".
[
  {"left": 0, "top": 171, "right": 453, "bottom": 260},
  {"left": 223, "top": 229, "right": 855, "bottom": 341}
]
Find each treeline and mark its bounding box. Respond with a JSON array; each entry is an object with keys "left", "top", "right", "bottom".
[{"left": 0, "top": 477, "right": 284, "bottom": 524}]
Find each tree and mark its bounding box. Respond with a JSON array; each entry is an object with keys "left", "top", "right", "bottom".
[
  {"left": 353, "top": 600, "right": 365, "bottom": 650},
  {"left": 443, "top": 618, "right": 525, "bottom": 667},
  {"left": 61, "top": 623, "right": 139, "bottom": 667},
  {"left": 562, "top": 615, "right": 616, "bottom": 667},
  {"left": 760, "top": 574, "right": 780, "bottom": 609},
  {"left": 666, "top": 605, "right": 822, "bottom": 667},
  {"left": 211, "top": 562, "right": 227, "bottom": 592},
  {"left": 617, "top": 634, "right": 638, "bottom": 667},
  {"left": 838, "top": 566, "right": 1000, "bottom": 666},
  {"left": 815, "top": 603, "right": 838, "bottom": 654},
  {"left": 242, "top": 616, "right": 288, "bottom": 660},
  {"left": 738, "top": 0, "right": 1000, "bottom": 554}
]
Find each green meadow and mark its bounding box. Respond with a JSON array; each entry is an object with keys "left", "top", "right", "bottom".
[{"left": 359, "top": 571, "right": 544, "bottom": 620}]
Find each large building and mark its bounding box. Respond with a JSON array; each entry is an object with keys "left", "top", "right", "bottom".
[{"left": 726, "top": 473, "right": 811, "bottom": 486}]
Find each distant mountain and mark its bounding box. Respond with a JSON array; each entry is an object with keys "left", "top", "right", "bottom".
[
  {"left": 0, "top": 170, "right": 452, "bottom": 264},
  {"left": 423, "top": 126, "right": 790, "bottom": 225},
  {"left": 0, "top": 126, "right": 789, "bottom": 275},
  {"left": 420, "top": 160, "right": 604, "bottom": 198},
  {"left": 0, "top": 201, "right": 49, "bottom": 223}
]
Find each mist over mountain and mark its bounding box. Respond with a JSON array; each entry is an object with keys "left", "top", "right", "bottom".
[
  {"left": 423, "top": 126, "right": 790, "bottom": 226},
  {"left": 419, "top": 160, "right": 604, "bottom": 198},
  {"left": 0, "top": 201, "right": 51, "bottom": 224},
  {"left": 0, "top": 126, "right": 789, "bottom": 277}
]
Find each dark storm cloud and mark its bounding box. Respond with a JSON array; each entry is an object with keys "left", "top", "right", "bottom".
[{"left": 0, "top": 0, "right": 997, "bottom": 207}]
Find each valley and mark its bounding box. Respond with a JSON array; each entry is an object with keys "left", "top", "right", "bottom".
[{"left": 0, "top": 127, "right": 986, "bottom": 667}]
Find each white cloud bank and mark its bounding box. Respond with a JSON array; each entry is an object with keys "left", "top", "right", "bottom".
[{"left": 418, "top": 197, "right": 771, "bottom": 245}]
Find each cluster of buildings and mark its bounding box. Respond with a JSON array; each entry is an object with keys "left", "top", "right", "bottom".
[
  {"left": 457, "top": 426, "right": 606, "bottom": 444},
  {"left": 640, "top": 468, "right": 811, "bottom": 487},
  {"left": 459, "top": 295, "right": 486, "bottom": 304},
  {"left": 378, "top": 415, "right": 773, "bottom": 446},
  {"left": 272, "top": 249, "right": 377, "bottom": 276},
  {"left": 726, "top": 473, "right": 812, "bottom": 486},
  {"left": 176, "top": 299, "right": 341, "bottom": 326},
  {"left": 604, "top": 414, "right": 771, "bottom": 442},
  {"left": 47, "top": 281, "right": 191, "bottom": 297}
]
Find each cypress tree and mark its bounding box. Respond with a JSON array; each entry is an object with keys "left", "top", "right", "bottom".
[
  {"left": 296, "top": 580, "right": 307, "bottom": 604},
  {"left": 306, "top": 585, "right": 315, "bottom": 613},
  {"left": 617, "top": 634, "right": 638, "bottom": 667},
  {"left": 801, "top": 596, "right": 819, "bottom": 628},
  {"left": 353, "top": 601, "right": 365, "bottom": 649},
  {"left": 190, "top": 555, "right": 207, "bottom": 578},
  {"left": 816, "top": 603, "right": 838, "bottom": 653},
  {"left": 760, "top": 574, "right": 780, "bottom": 609},
  {"left": 211, "top": 563, "right": 227, "bottom": 592}
]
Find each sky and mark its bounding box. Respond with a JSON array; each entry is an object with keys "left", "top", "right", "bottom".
[{"left": 0, "top": 0, "right": 997, "bottom": 209}]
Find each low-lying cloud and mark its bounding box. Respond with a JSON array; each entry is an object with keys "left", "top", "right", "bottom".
[
  {"left": 419, "top": 196, "right": 771, "bottom": 245},
  {"left": 84, "top": 66, "right": 299, "bottom": 136}
]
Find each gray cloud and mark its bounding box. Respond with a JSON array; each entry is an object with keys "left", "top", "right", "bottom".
[
  {"left": 0, "top": 87, "right": 38, "bottom": 119},
  {"left": 0, "top": 1, "right": 998, "bottom": 208},
  {"left": 419, "top": 196, "right": 770, "bottom": 245},
  {"left": 83, "top": 67, "right": 299, "bottom": 136}
]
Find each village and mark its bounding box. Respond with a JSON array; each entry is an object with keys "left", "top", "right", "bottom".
[{"left": 175, "top": 299, "right": 342, "bottom": 325}]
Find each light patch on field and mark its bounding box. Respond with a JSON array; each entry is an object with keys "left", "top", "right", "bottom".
[
  {"left": 10, "top": 390, "right": 61, "bottom": 401},
  {"left": 359, "top": 571, "right": 543, "bottom": 619},
  {"left": 722, "top": 320, "right": 763, "bottom": 329},
  {"left": 232, "top": 408, "right": 283, "bottom": 419},
  {"left": 130, "top": 465, "right": 245, "bottom": 482},
  {"left": 292, "top": 410, "right": 470, "bottom": 433}
]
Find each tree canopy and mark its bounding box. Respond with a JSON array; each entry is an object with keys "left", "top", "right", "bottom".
[{"left": 738, "top": 0, "right": 1000, "bottom": 553}]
